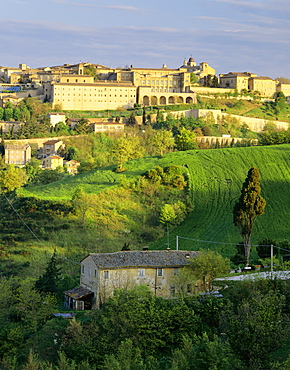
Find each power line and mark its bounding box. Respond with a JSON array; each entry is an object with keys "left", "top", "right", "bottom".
[
  {"left": 3, "top": 193, "right": 290, "bottom": 260},
  {"left": 3, "top": 192, "right": 43, "bottom": 245},
  {"left": 2, "top": 193, "right": 80, "bottom": 265},
  {"left": 177, "top": 235, "right": 269, "bottom": 248}
]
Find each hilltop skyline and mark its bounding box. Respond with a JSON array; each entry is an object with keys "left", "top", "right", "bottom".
[{"left": 1, "top": 0, "right": 290, "bottom": 79}]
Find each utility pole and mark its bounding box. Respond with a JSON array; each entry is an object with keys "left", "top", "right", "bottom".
[{"left": 270, "top": 244, "right": 273, "bottom": 279}]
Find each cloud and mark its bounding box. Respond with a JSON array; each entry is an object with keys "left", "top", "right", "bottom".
[
  {"left": 0, "top": 18, "right": 289, "bottom": 79},
  {"left": 212, "top": 0, "right": 290, "bottom": 13},
  {"left": 52, "top": 0, "right": 148, "bottom": 13}
]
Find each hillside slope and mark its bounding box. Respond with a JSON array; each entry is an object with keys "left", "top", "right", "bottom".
[{"left": 19, "top": 144, "right": 290, "bottom": 256}]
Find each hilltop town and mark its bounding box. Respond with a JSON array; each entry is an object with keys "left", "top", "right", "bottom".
[
  {"left": 0, "top": 56, "right": 290, "bottom": 369},
  {"left": 1, "top": 57, "right": 290, "bottom": 112}
]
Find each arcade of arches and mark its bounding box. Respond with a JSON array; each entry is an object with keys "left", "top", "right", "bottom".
[{"left": 142, "top": 95, "right": 195, "bottom": 106}]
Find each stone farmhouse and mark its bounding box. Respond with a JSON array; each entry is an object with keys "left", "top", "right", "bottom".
[{"left": 64, "top": 249, "right": 199, "bottom": 310}]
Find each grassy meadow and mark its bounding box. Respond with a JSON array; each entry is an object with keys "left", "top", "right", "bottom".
[{"left": 18, "top": 144, "right": 290, "bottom": 260}]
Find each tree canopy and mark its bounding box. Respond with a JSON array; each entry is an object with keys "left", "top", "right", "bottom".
[
  {"left": 0, "top": 165, "right": 28, "bottom": 192},
  {"left": 187, "top": 250, "right": 230, "bottom": 291}
]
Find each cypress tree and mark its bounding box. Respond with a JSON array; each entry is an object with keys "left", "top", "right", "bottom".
[{"left": 233, "top": 168, "right": 266, "bottom": 266}]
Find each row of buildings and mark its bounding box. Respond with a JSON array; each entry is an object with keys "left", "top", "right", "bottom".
[
  {"left": 1, "top": 57, "right": 289, "bottom": 112},
  {"left": 4, "top": 139, "right": 80, "bottom": 174}
]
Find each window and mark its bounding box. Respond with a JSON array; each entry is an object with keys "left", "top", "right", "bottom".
[
  {"left": 138, "top": 269, "right": 145, "bottom": 277},
  {"left": 87, "top": 266, "right": 91, "bottom": 277},
  {"left": 170, "top": 286, "right": 176, "bottom": 297},
  {"left": 174, "top": 268, "right": 179, "bottom": 276},
  {"left": 94, "top": 269, "right": 97, "bottom": 277},
  {"left": 104, "top": 271, "right": 109, "bottom": 279},
  {"left": 157, "top": 268, "right": 163, "bottom": 277},
  {"left": 82, "top": 265, "right": 84, "bottom": 273}
]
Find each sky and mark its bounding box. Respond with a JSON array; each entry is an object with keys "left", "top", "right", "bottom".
[{"left": 1, "top": 0, "right": 290, "bottom": 79}]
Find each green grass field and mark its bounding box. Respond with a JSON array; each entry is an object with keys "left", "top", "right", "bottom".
[{"left": 19, "top": 144, "right": 290, "bottom": 257}]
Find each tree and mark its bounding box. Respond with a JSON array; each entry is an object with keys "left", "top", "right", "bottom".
[
  {"left": 54, "top": 121, "right": 70, "bottom": 135},
  {"left": 156, "top": 109, "right": 164, "bottom": 123},
  {"left": 13, "top": 107, "right": 21, "bottom": 121},
  {"left": 84, "top": 65, "right": 97, "bottom": 80},
  {"left": 127, "top": 112, "right": 137, "bottom": 126},
  {"left": 275, "top": 91, "right": 287, "bottom": 115},
  {"left": 211, "top": 75, "right": 219, "bottom": 88},
  {"left": 159, "top": 204, "right": 177, "bottom": 248},
  {"left": 113, "top": 137, "right": 144, "bottom": 171},
  {"left": 149, "top": 130, "right": 174, "bottom": 156},
  {"left": 92, "top": 286, "right": 200, "bottom": 359},
  {"left": 31, "top": 169, "right": 66, "bottom": 185},
  {"left": 233, "top": 167, "right": 266, "bottom": 266},
  {"left": 171, "top": 334, "right": 239, "bottom": 370},
  {"left": 187, "top": 250, "right": 230, "bottom": 291},
  {"left": 74, "top": 118, "right": 91, "bottom": 134},
  {"left": 221, "top": 290, "right": 290, "bottom": 369},
  {"left": 103, "top": 339, "right": 146, "bottom": 370},
  {"left": 24, "top": 158, "right": 41, "bottom": 183},
  {"left": 142, "top": 107, "right": 147, "bottom": 125},
  {"left": 0, "top": 138, "right": 4, "bottom": 156},
  {"left": 0, "top": 165, "right": 28, "bottom": 192},
  {"left": 275, "top": 76, "right": 290, "bottom": 84},
  {"left": 190, "top": 73, "right": 199, "bottom": 84},
  {"left": 71, "top": 187, "right": 96, "bottom": 226},
  {"left": 3, "top": 107, "right": 13, "bottom": 121},
  {"left": 230, "top": 242, "right": 246, "bottom": 266},
  {"left": 175, "top": 127, "right": 197, "bottom": 151},
  {"left": 35, "top": 251, "right": 62, "bottom": 294},
  {"left": 171, "top": 267, "right": 197, "bottom": 299}
]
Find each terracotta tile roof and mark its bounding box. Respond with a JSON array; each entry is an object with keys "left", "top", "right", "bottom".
[
  {"left": 86, "top": 250, "right": 199, "bottom": 269},
  {"left": 43, "top": 140, "right": 62, "bottom": 145}
]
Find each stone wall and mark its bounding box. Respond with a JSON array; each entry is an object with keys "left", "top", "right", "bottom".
[
  {"left": 150, "top": 109, "right": 289, "bottom": 133},
  {"left": 196, "top": 136, "right": 258, "bottom": 146}
]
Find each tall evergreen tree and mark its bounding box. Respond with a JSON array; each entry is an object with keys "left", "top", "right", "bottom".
[
  {"left": 35, "top": 251, "right": 61, "bottom": 294},
  {"left": 233, "top": 167, "right": 266, "bottom": 266}
]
